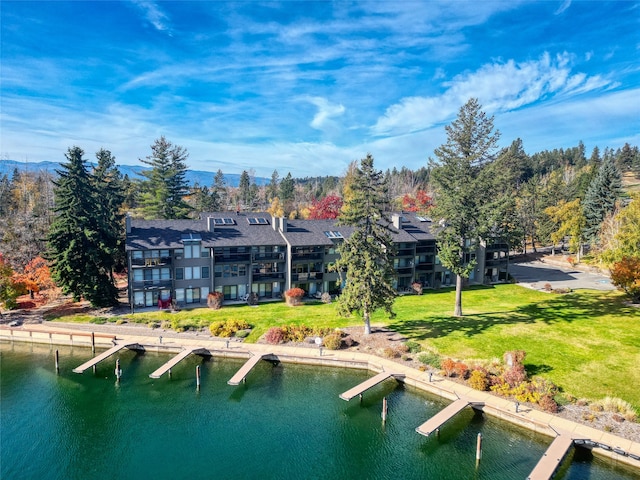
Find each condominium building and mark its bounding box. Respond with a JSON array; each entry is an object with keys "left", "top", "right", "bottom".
[{"left": 125, "top": 211, "right": 509, "bottom": 310}]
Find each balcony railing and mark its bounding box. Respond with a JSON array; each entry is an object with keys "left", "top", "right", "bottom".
[
  {"left": 214, "top": 254, "right": 252, "bottom": 263},
  {"left": 291, "top": 272, "right": 323, "bottom": 281},
  {"left": 252, "top": 252, "right": 285, "bottom": 261},
  {"left": 486, "top": 243, "right": 509, "bottom": 251},
  {"left": 395, "top": 267, "right": 414, "bottom": 275},
  {"left": 131, "top": 257, "right": 172, "bottom": 267},
  {"left": 252, "top": 272, "right": 286, "bottom": 281},
  {"left": 292, "top": 252, "right": 324, "bottom": 261},
  {"left": 396, "top": 249, "right": 415, "bottom": 257},
  {"left": 131, "top": 280, "right": 173, "bottom": 290}
]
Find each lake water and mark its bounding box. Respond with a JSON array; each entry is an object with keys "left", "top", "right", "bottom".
[{"left": 1, "top": 342, "right": 637, "bottom": 480}]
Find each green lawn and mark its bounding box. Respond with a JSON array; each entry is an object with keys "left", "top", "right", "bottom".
[{"left": 51, "top": 284, "right": 640, "bottom": 410}]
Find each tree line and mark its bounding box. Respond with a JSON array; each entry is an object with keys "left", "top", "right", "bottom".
[{"left": 1, "top": 102, "right": 639, "bottom": 311}]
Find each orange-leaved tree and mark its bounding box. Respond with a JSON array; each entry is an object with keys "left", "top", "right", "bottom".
[
  {"left": 15, "top": 256, "right": 55, "bottom": 298},
  {"left": 610, "top": 256, "right": 640, "bottom": 303}
]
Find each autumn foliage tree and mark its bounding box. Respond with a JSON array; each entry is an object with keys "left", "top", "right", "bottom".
[
  {"left": 401, "top": 190, "right": 433, "bottom": 214},
  {"left": 610, "top": 257, "right": 640, "bottom": 303},
  {"left": 14, "top": 256, "right": 54, "bottom": 298},
  {"left": 308, "top": 195, "right": 343, "bottom": 219},
  {"left": 0, "top": 253, "right": 24, "bottom": 309}
]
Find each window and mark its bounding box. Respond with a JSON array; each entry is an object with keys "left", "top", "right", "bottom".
[
  {"left": 134, "top": 291, "right": 144, "bottom": 306},
  {"left": 238, "top": 264, "right": 246, "bottom": 276},
  {"left": 215, "top": 266, "right": 222, "bottom": 278},
  {"left": 175, "top": 249, "right": 184, "bottom": 259},
  {"left": 175, "top": 268, "right": 184, "bottom": 280},
  {"left": 202, "top": 266, "right": 209, "bottom": 279},
  {"left": 132, "top": 251, "right": 143, "bottom": 260},
  {"left": 175, "top": 288, "right": 184, "bottom": 302},
  {"left": 247, "top": 217, "right": 269, "bottom": 225},
  {"left": 201, "top": 247, "right": 209, "bottom": 258},
  {"left": 161, "top": 268, "right": 170, "bottom": 280},
  {"left": 133, "top": 270, "right": 143, "bottom": 281}
]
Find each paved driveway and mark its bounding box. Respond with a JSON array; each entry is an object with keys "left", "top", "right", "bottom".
[{"left": 509, "top": 260, "right": 615, "bottom": 291}]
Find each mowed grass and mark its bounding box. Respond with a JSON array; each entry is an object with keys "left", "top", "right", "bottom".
[{"left": 51, "top": 284, "right": 640, "bottom": 410}]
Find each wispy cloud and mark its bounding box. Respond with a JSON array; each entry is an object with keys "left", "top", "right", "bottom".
[
  {"left": 129, "top": 1, "right": 171, "bottom": 33},
  {"left": 371, "top": 52, "right": 616, "bottom": 136},
  {"left": 554, "top": 0, "right": 572, "bottom": 15}
]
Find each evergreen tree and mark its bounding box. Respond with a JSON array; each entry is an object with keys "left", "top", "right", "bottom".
[
  {"left": 238, "top": 170, "right": 251, "bottom": 210},
  {"left": 266, "top": 169, "right": 279, "bottom": 202},
  {"left": 335, "top": 154, "right": 396, "bottom": 335},
  {"left": 47, "top": 146, "right": 118, "bottom": 306},
  {"left": 139, "top": 136, "right": 191, "bottom": 219},
  {"left": 279, "top": 172, "right": 295, "bottom": 204},
  {"left": 92, "top": 149, "right": 125, "bottom": 274},
  {"left": 583, "top": 155, "right": 622, "bottom": 244},
  {"left": 212, "top": 169, "right": 228, "bottom": 210},
  {"left": 430, "top": 98, "right": 500, "bottom": 316}
]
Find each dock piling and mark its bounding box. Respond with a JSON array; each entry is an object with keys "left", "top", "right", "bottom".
[
  {"left": 115, "top": 358, "right": 121, "bottom": 381},
  {"left": 476, "top": 433, "right": 483, "bottom": 465},
  {"left": 91, "top": 332, "right": 95, "bottom": 354},
  {"left": 55, "top": 349, "right": 59, "bottom": 373},
  {"left": 382, "top": 397, "right": 388, "bottom": 423},
  {"left": 196, "top": 365, "right": 201, "bottom": 390}
]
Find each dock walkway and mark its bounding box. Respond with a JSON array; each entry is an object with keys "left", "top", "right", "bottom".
[
  {"left": 416, "top": 398, "right": 481, "bottom": 436},
  {"left": 228, "top": 353, "right": 272, "bottom": 385},
  {"left": 72, "top": 342, "right": 140, "bottom": 373},
  {"left": 149, "top": 347, "right": 207, "bottom": 379},
  {"left": 339, "top": 371, "right": 403, "bottom": 401},
  {"left": 527, "top": 434, "right": 575, "bottom": 480}
]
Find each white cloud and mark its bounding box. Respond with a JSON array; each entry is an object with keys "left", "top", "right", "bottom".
[
  {"left": 130, "top": 1, "right": 171, "bottom": 33},
  {"left": 301, "top": 97, "right": 346, "bottom": 130},
  {"left": 370, "top": 52, "right": 617, "bottom": 137},
  {"left": 554, "top": 0, "right": 572, "bottom": 15}
]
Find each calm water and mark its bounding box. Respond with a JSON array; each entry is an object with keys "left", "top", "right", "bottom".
[{"left": 1, "top": 342, "right": 637, "bottom": 480}]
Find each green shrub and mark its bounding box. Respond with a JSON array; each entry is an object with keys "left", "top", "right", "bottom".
[
  {"left": 209, "top": 319, "right": 251, "bottom": 337},
  {"left": 235, "top": 329, "right": 250, "bottom": 339},
  {"left": 405, "top": 340, "right": 422, "bottom": 353},
  {"left": 323, "top": 333, "right": 342, "bottom": 350},
  {"left": 417, "top": 351, "right": 441, "bottom": 368},
  {"left": 90, "top": 317, "right": 107, "bottom": 324}
]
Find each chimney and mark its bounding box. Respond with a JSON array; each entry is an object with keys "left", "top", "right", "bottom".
[
  {"left": 280, "top": 217, "right": 287, "bottom": 232},
  {"left": 207, "top": 217, "right": 215, "bottom": 232},
  {"left": 271, "top": 215, "right": 279, "bottom": 231},
  {"left": 392, "top": 214, "right": 402, "bottom": 230},
  {"left": 125, "top": 214, "right": 131, "bottom": 234}
]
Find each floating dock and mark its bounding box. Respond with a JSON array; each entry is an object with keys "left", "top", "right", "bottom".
[
  {"left": 227, "top": 353, "right": 273, "bottom": 385},
  {"left": 415, "top": 398, "right": 483, "bottom": 436},
  {"left": 339, "top": 371, "right": 405, "bottom": 401},
  {"left": 527, "top": 434, "right": 575, "bottom": 480},
  {"left": 148, "top": 347, "right": 209, "bottom": 379},
  {"left": 72, "top": 342, "right": 142, "bottom": 373}
]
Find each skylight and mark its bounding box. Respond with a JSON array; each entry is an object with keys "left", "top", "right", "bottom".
[
  {"left": 324, "top": 231, "right": 343, "bottom": 238},
  {"left": 213, "top": 218, "right": 236, "bottom": 225},
  {"left": 247, "top": 217, "right": 269, "bottom": 225}
]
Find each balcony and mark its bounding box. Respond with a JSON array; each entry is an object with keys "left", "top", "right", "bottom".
[
  {"left": 131, "top": 257, "right": 172, "bottom": 267},
  {"left": 252, "top": 252, "right": 285, "bottom": 261},
  {"left": 252, "top": 272, "right": 286, "bottom": 281},
  {"left": 214, "top": 253, "right": 252, "bottom": 263},
  {"left": 396, "top": 248, "right": 415, "bottom": 257},
  {"left": 395, "top": 267, "right": 414, "bottom": 275},
  {"left": 131, "top": 280, "right": 173, "bottom": 290},
  {"left": 486, "top": 243, "right": 509, "bottom": 251},
  {"left": 292, "top": 252, "right": 324, "bottom": 261},
  {"left": 291, "top": 272, "right": 323, "bottom": 282}
]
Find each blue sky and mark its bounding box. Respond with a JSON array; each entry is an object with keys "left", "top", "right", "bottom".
[{"left": 1, "top": 1, "right": 639, "bottom": 178}]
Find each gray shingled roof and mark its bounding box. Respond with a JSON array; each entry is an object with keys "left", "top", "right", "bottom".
[{"left": 126, "top": 211, "right": 439, "bottom": 251}]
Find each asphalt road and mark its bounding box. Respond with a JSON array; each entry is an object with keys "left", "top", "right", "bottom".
[{"left": 509, "top": 260, "right": 615, "bottom": 291}]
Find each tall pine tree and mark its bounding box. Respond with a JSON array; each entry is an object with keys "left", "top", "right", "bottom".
[
  {"left": 139, "top": 136, "right": 191, "bottom": 219},
  {"left": 47, "top": 147, "right": 119, "bottom": 306},
  {"left": 583, "top": 155, "right": 622, "bottom": 244},
  {"left": 335, "top": 154, "right": 396, "bottom": 335},
  {"left": 430, "top": 98, "right": 500, "bottom": 317}
]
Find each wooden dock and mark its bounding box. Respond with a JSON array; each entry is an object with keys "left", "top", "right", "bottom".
[
  {"left": 527, "top": 434, "right": 575, "bottom": 480},
  {"left": 227, "top": 353, "right": 272, "bottom": 385},
  {"left": 415, "top": 398, "right": 482, "bottom": 436},
  {"left": 148, "top": 347, "right": 209, "bottom": 379},
  {"left": 339, "top": 371, "right": 404, "bottom": 401},
  {"left": 72, "top": 342, "right": 141, "bottom": 373}
]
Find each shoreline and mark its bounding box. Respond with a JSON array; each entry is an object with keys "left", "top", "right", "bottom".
[{"left": 2, "top": 322, "right": 640, "bottom": 474}]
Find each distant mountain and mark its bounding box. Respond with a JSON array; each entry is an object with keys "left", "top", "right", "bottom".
[{"left": 0, "top": 160, "right": 268, "bottom": 187}]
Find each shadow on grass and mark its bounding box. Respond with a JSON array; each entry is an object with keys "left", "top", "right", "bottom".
[{"left": 388, "top": 289, "right": 637, "bottom": 341}]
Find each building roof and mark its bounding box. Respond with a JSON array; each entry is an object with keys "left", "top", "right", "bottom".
[{"left": 126, "top": 211, "right": 439, "bottom": 251}]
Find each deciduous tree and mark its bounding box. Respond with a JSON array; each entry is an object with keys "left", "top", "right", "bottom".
[
  {"left": 335, "top": 154, "right": 396, "bottom": 335},
  {"left": 610, "top": 257, "right": 640, "bottom": 303},
  {"left": 308, "top": 195, "right": 343, "bottom": 219}
]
